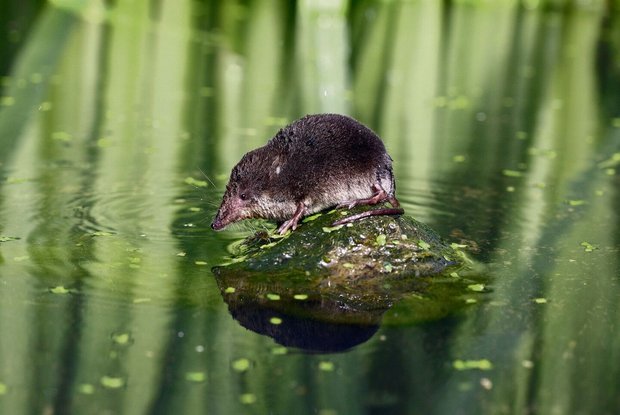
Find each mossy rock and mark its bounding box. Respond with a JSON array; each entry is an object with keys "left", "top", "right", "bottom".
[
  {"left": 219, "top": 206, "right": 460, "bottom": 276},
  {"left": 212, "top": 207, "right": 483, "bottom": 351}
]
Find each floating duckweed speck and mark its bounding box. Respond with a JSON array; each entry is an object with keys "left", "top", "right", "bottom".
[
  {"left": 50, "top": 286, "right": 70, "bottom": 294},
  {"left": 453, "top": 359, "right": 493, "bottom": 371},
  {"left": 342, "top": 263, "right": 354, "bottom": 269},
  {"left": 189, "top": 207, "right": 202, "bottom": 212},
  {"left": 232, "top": 358, "right": 250, "bottom": 372},
  {"left": 185, "top": 372, "right": 206, "bottom": 382},
  {"left": 195, "top": 261, "right": 207, "bottom": 266},
  {"left": 78, "top": 383, "right": 94, "bottom": 394},
  {"left": 266, "top": 293, "right": 280, "bottom": 301},
  {"left": 271, "top": 347, "right": 288, "bottom": 355},
  {"left": 318, "top": 361, "right": 335, "bottom": 372},
  {"left": 467, "top": 284, "right": 485, "bottom": 292},
  {"left": 184, "top": 177, "right": 208, "bottom": 187},
  {"left": 112, "top": 333, "right": 131, "bottom": 345},
  {"left": 502, "top": 169, "right": 523, "bottom": 177},
  {"left": 240, "top": 393, "right": 257, "bottom": 404},
  {"left": 533, "top": 298, "right": 547, "bottom": 304},
  {"left": 100, "top": 376, "right": 124, "bottom": 389},
  {"left": 580, "top": 241, "right": 598, "bottom": 252},
  {"left": 269, "top": 317, "right": 283, "bottom": 325},
  {"left": 224, "top": 287, "right": 236, "bottom": 294},
  {"left": 383, "top": 263, "right": 393, "bottom": 272},
  {"left": 465, "top": 298, "right": 477, "bottom": 304},
  {"left": 177, "top": 252, "right": 186, "bottom": 257},
  {"left": 293, "top": 294, "right": 308, "bottom": 300}
]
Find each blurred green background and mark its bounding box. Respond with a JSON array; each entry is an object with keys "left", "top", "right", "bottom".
[{"left": 0, "top": 0, "right": 619, "bottom": 414}]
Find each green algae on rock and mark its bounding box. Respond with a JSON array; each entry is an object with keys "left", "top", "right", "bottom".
[
  {"left": 216, "top": 205, "right": 461, "bottom": 282},
  {"left": 211, "top": 206, "right": 476, "bottom": 352}
]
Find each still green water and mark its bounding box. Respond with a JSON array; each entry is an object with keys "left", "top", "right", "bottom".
[{"left": 1, "top": 0, "right": 619, "bottom": 414}]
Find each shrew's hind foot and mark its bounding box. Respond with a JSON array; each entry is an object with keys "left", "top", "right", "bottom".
[
  {"left": 336, "top": 184, "right": 400, "bottom": 210},
  {"left": 276, "top": 202, "right": 306, "bottom": 235},
  {"left": 332, "top": 207, "right": 405, "bottom": 227}
]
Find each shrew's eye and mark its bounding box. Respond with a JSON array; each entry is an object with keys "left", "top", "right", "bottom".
[{"left": 240, "top": 193, "right": 248, "bottom": 200}]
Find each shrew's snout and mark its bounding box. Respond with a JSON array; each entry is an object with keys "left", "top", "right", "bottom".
[{"left": 211, "top": 213, "right": 226, "bottom": 231}]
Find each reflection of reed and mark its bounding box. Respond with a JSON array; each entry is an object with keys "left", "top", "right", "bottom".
[
  {"left": 0, "top": 8, "right": 76, "bottom": 167},
  {"left": 435, "top": 8, "right": 618, "bottom": 415}
]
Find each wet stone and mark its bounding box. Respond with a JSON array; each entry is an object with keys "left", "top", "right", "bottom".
[
  {"left": 216, "top": 205, "right": 461, "bottom": 282},
  {"left": 211, "top": 206, "right": 480, "bottom": 352}
]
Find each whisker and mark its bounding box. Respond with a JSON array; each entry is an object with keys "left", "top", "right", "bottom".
[
  {"left": 200, "top": 200, "right": 220, "bottom": 208},
  {"left": 174, "top": 197, "right": 219, "bottom": 209},
  {"left": 198, "top": 168, "right": 217, "bottom": 189},
  {"left": 195, "top": 213, "right": 214, "bottom": 225}
]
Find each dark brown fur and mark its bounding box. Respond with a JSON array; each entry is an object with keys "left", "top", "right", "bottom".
[{"left": 212, "top": 114, "right": 402, "bottom": 234}]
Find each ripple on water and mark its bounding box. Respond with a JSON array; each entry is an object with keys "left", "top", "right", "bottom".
[
  {"left": 396, "top": 176, "right": 462, "bottom": 224},
  {"left": 67, "top": 184, "right": 223, "bottom": 242},
  {"left": 395, "top": 174, "right": 515, "bottom": 255},
  {"left": 12, "top": 181, "right": 228, "bottom": 310}
]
